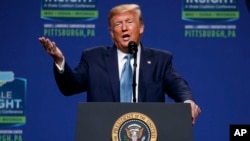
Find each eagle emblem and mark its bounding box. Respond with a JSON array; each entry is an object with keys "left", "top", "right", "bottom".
[
  {"left": 125, "top": 124, "right": 144, "bottom": 141},
  {"left": 111, "top": 112, "right": 157, "bottom": 141}
]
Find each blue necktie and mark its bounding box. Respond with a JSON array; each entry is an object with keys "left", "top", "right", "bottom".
[{"left": 120, "top": 55, "right": 133, "bottom": 102}]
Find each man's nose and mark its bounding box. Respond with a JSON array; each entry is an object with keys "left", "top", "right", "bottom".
[{"left": 121, "top": 22, "right": 128, "bottom": 31}]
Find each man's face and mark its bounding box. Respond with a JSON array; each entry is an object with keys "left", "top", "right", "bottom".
[{"left": 109, "top": 11, "right": 144, "bottom": 53}]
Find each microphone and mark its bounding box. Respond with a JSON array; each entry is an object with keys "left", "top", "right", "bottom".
[
  {"left": 128, "top": 41, "right": 138, "bottom": 103},
  {"left": 128, "top": 41, "right": 138, "bottom": 55}
]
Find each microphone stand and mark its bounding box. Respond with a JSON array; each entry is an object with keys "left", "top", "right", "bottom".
[
  {"left": 132, "top": 52, "right": 137, "bottom": 103},
  {"left": 128, "top": 41, "right": 138, "bottom": 103}
]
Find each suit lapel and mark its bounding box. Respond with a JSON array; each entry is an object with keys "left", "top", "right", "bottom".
[
  {"left": 104, "top": 46, "right": 120, "bottom": 102},
  {"left": 138, "top": 46, "right": 153, "bottom": 102}
]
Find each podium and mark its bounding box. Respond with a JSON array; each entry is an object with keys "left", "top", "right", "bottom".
[{"left": 75, "top": 102, "right": 194, "bottom": 141}]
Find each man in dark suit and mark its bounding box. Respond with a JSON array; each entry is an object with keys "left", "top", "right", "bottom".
[{"left": 39, "top": 4, "right": 201, "bottom": 124}]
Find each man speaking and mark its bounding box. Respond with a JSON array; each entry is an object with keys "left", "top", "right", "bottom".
[{"left": 39, "top": 3, "right": 201, "bottom": 124}]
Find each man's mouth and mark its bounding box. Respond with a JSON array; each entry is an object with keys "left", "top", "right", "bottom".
[{"left": 122, "top": 34, "right": 130, "bottom": 41}]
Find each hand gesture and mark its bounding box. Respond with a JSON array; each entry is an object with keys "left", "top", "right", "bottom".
[{"left": 38, "top": 37, "right": 64, "bottom": 66}]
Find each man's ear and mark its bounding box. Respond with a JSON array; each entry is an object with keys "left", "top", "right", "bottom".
[{"left": 140, "top": 24, "right": 144, "bottom": 34}]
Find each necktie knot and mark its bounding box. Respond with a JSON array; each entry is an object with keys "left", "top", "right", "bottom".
[
  {"left": 124, "top": 54, "right": 132, "bottom": 62},
  {"left": 126, "top": 54, "right": 132, "bottom": 60}
]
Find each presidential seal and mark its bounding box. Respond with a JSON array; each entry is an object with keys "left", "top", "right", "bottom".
[{"left": 112, "top": 112, "right": 157, "bottom": 141}]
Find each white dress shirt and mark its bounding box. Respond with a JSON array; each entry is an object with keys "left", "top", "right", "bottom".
[{"left": 117, "top": 45, "right": 141, "bottom": 103}]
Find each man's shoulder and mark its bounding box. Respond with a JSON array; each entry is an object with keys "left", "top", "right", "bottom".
[
  {"left": 85, "top": 46, "right": 113, "bottom": 52},
  {"left": 143, "top": 46, "right": 172, "bottom": 57},
  {"left": 82, "top": 46, "right": 114, "bottom": 56}
]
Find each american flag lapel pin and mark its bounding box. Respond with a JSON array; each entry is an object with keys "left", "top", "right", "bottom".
[{"left": 147, "top": 60, "right": 151, "bottom": 64}]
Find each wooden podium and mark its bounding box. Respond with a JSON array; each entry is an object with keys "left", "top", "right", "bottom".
[{"left": 75, "top": 102, "right": 194, "bottom": 141}]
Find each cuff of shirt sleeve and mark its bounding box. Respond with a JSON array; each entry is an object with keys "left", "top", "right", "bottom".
[
  {"left": 55, "top": 57, "right": 65, "bottom": 73},
  {"left": 184, "top": 100, "right": 195, "bottom": 104}
]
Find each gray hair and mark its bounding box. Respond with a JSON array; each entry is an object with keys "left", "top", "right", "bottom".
[{"left": 108, "top": 4, "right": 143, "bottom": 28}]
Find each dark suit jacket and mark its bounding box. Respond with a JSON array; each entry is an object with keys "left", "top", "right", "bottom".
[{"left": 54, "top": 45, "right": 194, "bottom": 102}]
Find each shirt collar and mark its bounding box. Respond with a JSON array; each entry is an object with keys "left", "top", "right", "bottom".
[{"left": 117, "top": 44, "right": 141, "bottom": 62}]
